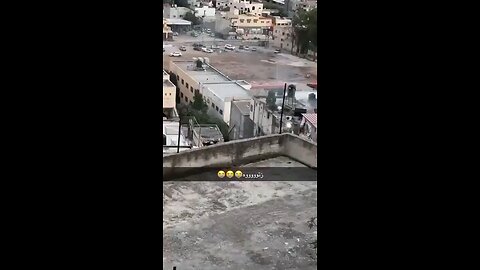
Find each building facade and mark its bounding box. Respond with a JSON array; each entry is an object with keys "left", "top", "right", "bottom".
[
  {"left": 231, "top": 14, "right": 272, "bottom": 39},
  {"left": 229, "top": 100, "right": 254, "bottom": 140},
  {"left": 270, "top": 16, "right": 295, "bottom": 51},
  {"left": 168, "top": 59, "right": 252, "bottom": 125},
  {"left": 217, "top": 0, "right": 264, "bottom": 16},
  {"left": 163, "top": 19, "right": 173, "bottom": 40},
  {"left": 194, "top": 6, "right": 216, "bottom": 18}
]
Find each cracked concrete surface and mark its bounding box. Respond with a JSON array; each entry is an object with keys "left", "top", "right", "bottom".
[{"left": 163, "top": 181, "right": 317, "bottom": 270}]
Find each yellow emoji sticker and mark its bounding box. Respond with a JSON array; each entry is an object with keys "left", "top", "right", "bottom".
[
  {"left": 217, "top": 170, "right": 225, "bottom": 178},
  {"left": 226, "top": 170, "right": 234, "bottom": 178},
  {"left": 235, "top": 170, "right": 243, "bottom": 178}
]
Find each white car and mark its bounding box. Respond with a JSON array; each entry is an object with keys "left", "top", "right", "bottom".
[
  {"left": 224, "top": 44, "right": 235, "bottom": 50},
  {"left": 205, "top": 49, "right": 214, "bottom": 53},
  {"left": 169, "top": 52, "right": 182, "bottom": 57}
]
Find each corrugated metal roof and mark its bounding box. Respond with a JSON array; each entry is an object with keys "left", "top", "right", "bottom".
[{"left": 302, "top": 113, "right": 317, "bottom": 128}]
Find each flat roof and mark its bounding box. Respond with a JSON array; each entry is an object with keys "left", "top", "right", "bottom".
[
  {"left": 172, "top": 60, "right": 252, "bottom": 100},
  {"left": 232, "top": 100, "right": 251, "bottom": 115},
  {"left": 163, "top": 80, "right": 175, "bottom": 88},
  {"left": 165, "top": 18, "right": 192, "bottom": 25},
  {"left": 193, "top": 125, "right": 223, "bottom": 140}
]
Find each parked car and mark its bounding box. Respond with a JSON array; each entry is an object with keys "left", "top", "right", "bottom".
[
  {"left": 193, "top": 47, "right": 202, "bottom": 51},
  {"left": 179, "top": 46, "right": 187, "bottom": 51},
  {"left": 211, "top": 44, "right": 219, "bottom": 49},
  {"left": 205, "top": 49, "right": 214, "bottom": 53},
  {"left": 244, "top": 45, "right": 250, "bottom": 50},
  {"left": 274, "top": 49, "right": 281, "bottom": 54},
  {"left": 239, "top": 45, "right": 244, "bottom": 49},
  {"left": 251, "top": 47, "right": 257, "bottom": 51},
  {"left": 206, "top": 29, "right": 211, "bottom": 33},
  {"left": 224, "top": 44, "right": 235, "bottom": 50},
  {"left": 169, "top": 52, "right": 182, "bottom": 57}
]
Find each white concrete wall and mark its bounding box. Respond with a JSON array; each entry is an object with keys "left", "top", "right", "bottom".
[{"left": 195, "top": 6, "right": 216, "bottom": 17}]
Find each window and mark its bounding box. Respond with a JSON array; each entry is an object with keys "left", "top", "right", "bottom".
[
  {"left": 219, "top": 109, "right": 223, "bottom": 115},
  {"left": 234, "top": 5, "right": 236, "bottom": 8},
  {"left": 180, "top": 92, "right": 184, "bottom": 98},
  {"left": 186, "top": 83, "right": 189, "bottom": 88},
  {"left": 260, "top": 21, "right": 264, "bottom": 23},
  {"left": 252, "top": 6, "right": 255, "bottom": 10},
  {"left": 247, "top": 19, "right": 251, "bottom": 23},
  {"left": 212, "top": 102, "right": 215, "bottom": 108},
  {"left": 254, "top": 19, "right": 258, "bottom": 23},
  {"left": 163, "top": 134, "right": 167, "bottom": 145},
  {"left": 190, "top": 86, "right": 193, "bottom": 93},
  {"left": 267, "top": 112, "right": 270, "bottom": 119},
  {"left": 177, "top": 75, "right": 179, "bottom": 80},
  {"left": 240, "top": 19, "right": 244, "bottom": 23},
  {"left": 181, "top": 79, "right": 184, "bottom": 85},
  {"left": 216, "top": 106, "right": 219, "bottom": 111},
  {"left": 185, "top": 96, "right": 188, "bottom": 102},
  {"left": 282, "top": 32, "right": 285, "bottom": 35},
  {"left": 169, "top": 93, "right": 172, "bottom": 96}
]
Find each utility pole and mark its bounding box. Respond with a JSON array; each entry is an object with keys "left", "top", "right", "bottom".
[
  {"left": 177, "top": 116, "right": 182, "bottom": 153},
  {"left": 279, "top": 83, "right": 287, "bottom": 134}
]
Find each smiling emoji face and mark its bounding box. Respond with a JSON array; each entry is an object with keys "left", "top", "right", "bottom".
[
  {"left": 217, "top": 170, "right": 225, "bottom": 178},
  {"left": 235, "top": 170, "right": 243, "bottom": 178},
  {"left": 226, "top": 170, "right": 234, "bottom": 178}
]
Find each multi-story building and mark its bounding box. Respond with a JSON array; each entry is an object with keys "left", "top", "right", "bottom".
[
  {"left": 163, "top": 19, "right": 173, "bottom": 40},
  {"left": 168, "top": 59, "right": 252, "bottom": 125},
  {"left": 194, "top": 5, "right": 216, "bottom": 18},
  {"left": 270, "top": 16, "right": 295, "bottom": 51},
  {"left": 163, "top": 5, "right": 192, "bottom": 19},
  {"left": 163, "top": 70, "right": 178, "bottom": 119},
  {"left": 231, "top": 14, "right": 272, "bottom": 39},
  {"left": 216, "top": 0, "right": 264, "bottom": 16}
]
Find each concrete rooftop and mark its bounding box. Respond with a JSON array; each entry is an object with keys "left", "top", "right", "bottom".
[
  {"left": 163, "top": 133, "right": 317, "bottom": 180},
  {"left": 171, "top": 60, "right": 252, "bottom": 100}
]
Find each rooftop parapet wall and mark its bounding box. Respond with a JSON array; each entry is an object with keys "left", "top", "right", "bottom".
[{"left": 163, "top": 133, "right": 317, "bottom": 179}]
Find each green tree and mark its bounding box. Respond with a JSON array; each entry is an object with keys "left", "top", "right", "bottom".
[
  {"left": 266, "top": 90, "right": 277, "bottom": 111},
  {"left": 184, "top": 11, "right": 201, "bottom": 25},
  {"left": 192, "top": 92, "right": 208, "bottom": 113},
  {"left": 174, "top": 0, "right": 189, "bottom": 8}
]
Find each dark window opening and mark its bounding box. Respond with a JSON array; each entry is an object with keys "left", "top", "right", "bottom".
[{"left": 163, "top": 134, "right": 167, "bottom": 145}]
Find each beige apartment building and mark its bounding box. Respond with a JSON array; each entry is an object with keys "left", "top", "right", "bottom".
[
  {"left": 163, "top": 70, "right": 178, "bottom": 119},
  {"left": 231, "top": 14, "right": 272, "bottom": 39},
  {"left": 168, "top": 59, "right": 252, "bottom": 125},
  {"left": 163, "top": 19, "right": 173, "bottom": 40},
  {"left": 270, "top": 16, "right": 296, "bottom": 51},
  {"left": 217, "top": 0, "right": 264, "bottom": 16}
]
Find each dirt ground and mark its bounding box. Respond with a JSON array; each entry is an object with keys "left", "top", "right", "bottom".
[
  {"left": 163, "top": 181, "right": 317, "bottom": 270},
  {"left": 163, "top": 37, "right": 317, "bottom": 85}
]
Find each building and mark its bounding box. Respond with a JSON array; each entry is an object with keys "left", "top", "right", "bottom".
[
  {"left": 163, "top": 120, "right": 192, "bottom": 156},
  {"left": 163, "top": 70, "right": 178, "bottom": 119},
  {"left": 163, "top": 133, "right": 317, "bottom": 180},
  {"left": 229, "top": 100, "right": 254, "bottom": 140},
  {"left": 249, "top": 84, "right": 317, "bottom": 136},
  {"left": 231, "top": 14, "right": 272, "bottom": 39},
  {"left": 299, "top": 113, "right": 317, "bottom": 142},
  {"left": 168, "top": 59, "right": 252, "bottom": 125},
  {"left": 270, "top": 16, "right": 296, "bottom": 51},
  {"left": 163, "top": 19, "right": 173, "bottom": 40},
  {"left": 194, "top": 6, "right": 216, "bottom": 18},
  {"left": 216, "top": 0, "right": 264, "bottom": 16},
  {"left": 291, "top": 0, "right": 317, "bottom": 12},
  {"left": 163, "top": 5, "right": 192, "bottom": 19},
  {"left": 164, "top": 18, "right": 193, "bottom": 33}
]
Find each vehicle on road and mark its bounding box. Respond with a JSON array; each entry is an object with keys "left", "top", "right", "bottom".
[
  {"left": 251, "top": 47, "right": 257, "bottom": 51},
  {"left": 225, "top": 44, "right": 235, "bottom": 50},
  {"left": 239, "top": 45, "right": 244, "bottom": 49},
  {"left": 206, "top": 29, "right": 211, "bottom": 33},
  {"left": 274, "top": 49, "right": 281, "bottom": 54},
  {"left": 179, "top": 46, "right": 187, "bottom": 51},
  {"left": 170, "top": 52, "right": 182, "bottom": 57},
  {"left": 211, "top": 45, "right": 219, "bottom": 49},
  {"left": 205, "top": 49, "right": 214, "bottom": 53},
  {"left": 244, "top": 46, "right": 250, "bottom": 50}
]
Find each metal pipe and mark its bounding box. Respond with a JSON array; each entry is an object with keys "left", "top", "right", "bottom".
[{"left": 279, "top": 83, "right": 287, "bottom": 134}]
